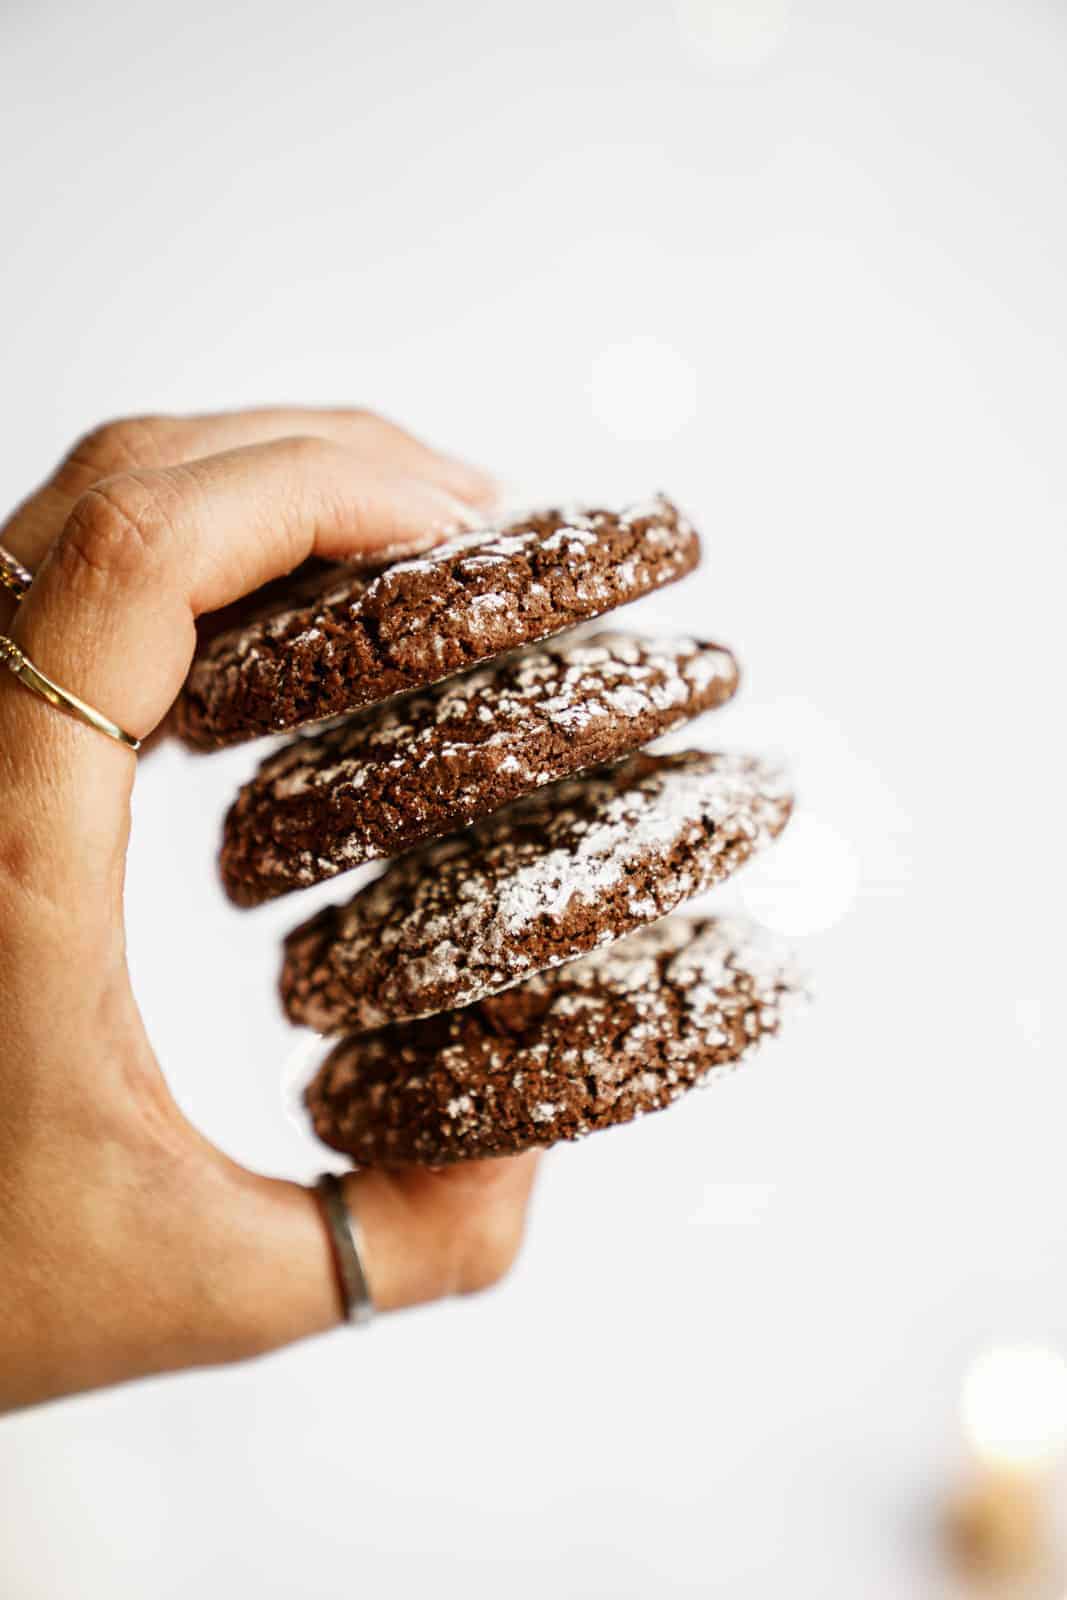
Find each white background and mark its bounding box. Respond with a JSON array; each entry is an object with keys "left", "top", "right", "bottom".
[{"left": 1, "top": 1, "right": 1065, "bottom": 1593}]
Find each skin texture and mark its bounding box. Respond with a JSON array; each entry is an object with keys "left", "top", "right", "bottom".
[{"left": 0, "top": 409, "right": 540, "bottom": 1413}]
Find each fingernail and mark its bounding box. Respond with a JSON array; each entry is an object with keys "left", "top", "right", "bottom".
[
  {"left": 449, "top": 461, "right": 501, "bottom": 508},
  {"left": 417, "top": 495, "right": 493, "bottom": 541},
  {"left": 370, "top": 533, "right": 441, "bottom": 562},
  {"left": 373, "top": 508, "right": 486, "bottom": 564},
  {"left": 439, "top": 496, "right": 491, "bottom": 533}
]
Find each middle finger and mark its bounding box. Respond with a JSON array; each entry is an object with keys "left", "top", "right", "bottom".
[{"left": 0, "top": 406, "right": 497, "bottom": 580}]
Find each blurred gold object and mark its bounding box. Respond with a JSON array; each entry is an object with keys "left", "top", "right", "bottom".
[
  {"left": 945, "top": 1346, "right": 1067, "bottom": 1587},
  {"left": 945, "top": 1470, "right": 1044, "bottom": 1581}
]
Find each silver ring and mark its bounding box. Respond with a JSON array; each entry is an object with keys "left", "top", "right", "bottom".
[{"left": 316, "top": 1172, "right": 374, "bottom": 1326}]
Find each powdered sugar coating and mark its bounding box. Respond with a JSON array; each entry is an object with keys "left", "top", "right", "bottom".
[
  {"left": 221, "top": 632, "right": 739, "bottom": 905},
  {"left": 281, "top": 750, "right": 794, "bottom": 1034},
  {"left": 304, "top": 914, "right": 809, "bottom": 1164},
  {"left": 178, "top": 495, "right": 701, "bottom": 747}
]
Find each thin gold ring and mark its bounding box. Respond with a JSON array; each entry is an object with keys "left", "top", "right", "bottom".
[
  {"left": 0, "top": 636, "right": 141, "bottom": 752},
  {"left": 0, "top": 547, "right": 32, "bottom": 602}
]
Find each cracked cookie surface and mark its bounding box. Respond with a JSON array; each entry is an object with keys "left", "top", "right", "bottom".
[
  {"left": 178, "top": 495, "right": 700, "bottom": 748},
  {"left": 221, "top": 632, "right": 739, "bottom": 905},
  {"left": 281, "top": 750, "right": 793, "bottom": 1034},
  {"left": 304, "top": 915, "right": 806, "bottom": 1163}
]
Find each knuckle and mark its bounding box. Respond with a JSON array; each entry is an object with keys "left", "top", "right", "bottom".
[
  {"left": 282, "top": 431, "right": 344, "bottom": 468},
  {"left": 58, "top": 415, "right": 172, "bottom": 492},
  {"left": 347, "top": 409, "right": 421, "bottom": 454},
  {"left": 0, "top": 821, "right": 44, "bottom": 903},
  {"left": 344, "top": 407, "right": 383, "bottom": 434},
  {"left": 60, "top": 477, "right": 174, "bottom": 586}
]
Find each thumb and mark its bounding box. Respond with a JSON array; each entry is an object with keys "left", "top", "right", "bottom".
[{"left": 170, "top": 1145, "right": 543, "bottom": 1364}]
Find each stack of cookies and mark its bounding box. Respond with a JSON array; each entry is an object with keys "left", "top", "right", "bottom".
[{"left": 179, "top": 496, "right": 805, "bottom": 1164}]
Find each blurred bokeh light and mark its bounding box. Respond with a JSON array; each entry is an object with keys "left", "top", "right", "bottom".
[
  {"left": 738, "top": 810, "right": 860, "bottom": 937},
  {"left": 674, "top": 0, "right": 791, "bottom": 68},
  {"left": 587, "top": 335, "right": 699, "bottom": 442},
  {"left": 962, "top": 1348, "right": 1067, "bottom": 1473}
]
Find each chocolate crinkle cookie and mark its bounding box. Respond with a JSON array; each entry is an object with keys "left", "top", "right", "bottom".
[
  {"left": 177, "top": 495, "right": 700, "bottom": 748},
  {"left": 304, "top": 915, "right": 807, "bottom": 1164},
  {"left": 280, "top": 750, "right": 793, "bottom": 1035},
  {"left": 220, "top": 632, "right": 740, "bottom": 906}
]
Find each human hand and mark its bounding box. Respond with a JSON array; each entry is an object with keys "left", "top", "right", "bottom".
[{"left": 0, "top": 409, "right": 540, "bottom": 1413}]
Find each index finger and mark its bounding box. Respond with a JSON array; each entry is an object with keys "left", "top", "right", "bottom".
[
  {"left": 0, "top": 437, "right": 482, "bottom": 883},
  {"left": 0, "top": 406, "right": 498, "bottom": 581}
]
